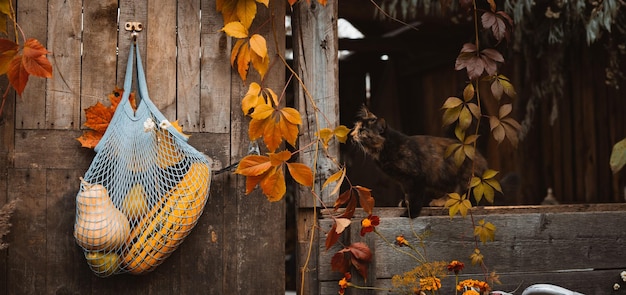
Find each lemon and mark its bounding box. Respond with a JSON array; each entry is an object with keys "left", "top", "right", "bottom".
[
  {"left": 121, "top": 183, "right": 148, "bottom": 221},
  {"left": 85, "top": 251, "right": 120, "bottom": 277}
]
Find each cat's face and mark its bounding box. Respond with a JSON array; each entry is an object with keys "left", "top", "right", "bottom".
[{"left": 350, "top": 107, "right": 387, "bottom": 158}]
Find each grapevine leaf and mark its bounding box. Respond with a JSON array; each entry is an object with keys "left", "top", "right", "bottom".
[
  {"left": 355, "top": 186, "right": 374, "bottom": 215},
  {"left": 22, "top": 38, "right": 52, "bottom": 78},
  {"left": 610, "top": 138, "right": 626, "bottom": 173},
  {"left": 286, "top": 162, "right": 313, "bottom": 187},
  {"left": 474, "top": 219, "right": 496, "bottom": 243},
  {"left": 235, "top": 154, "right": 272, "bottom": 176},
  {"left": 260, "top": 166, "right": 286, "bottom": 201}
]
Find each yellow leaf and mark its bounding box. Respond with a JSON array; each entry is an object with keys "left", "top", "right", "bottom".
[
  {"left": 463, "top": 83, "right": 475, "bottom": 102},
  {"left": 231, "top": 39, "right": 245, "bottom": 67},
  {"left": 442, "top": 96, "right": 463, "bottom": 109},
  {"left": 474, "top": 219, "right": 496, "bottom": 243},
  {"left": 250, "top": 49, "right": 269, "bottom": 79},
  {"left": 278, "top": 112, "right": 300, "bottom": 147},
  {"left": 249, "top": 34, "right": 267, "bottom": 59},
  {"left": 334, "top": 125, "right": 350, "bottom": 143},
  {"left": 236, "top": 41, "right": 251, "bottom": 81},
  {"left": 610, "top": 137, "right": 626, "bottom": 173},
  {"left": 236, "top": 0, "right": 257, "bottom": 29},
  {"left": 263, "top": 87, "right": 279, "bottom": 106},
  {"left": 216, "top": 0, "right": 238, "bottom": 26},
  {"left": 221, "top": 21, "right": 248, "bottom": 38},
  {"left": 242, "top": 82, "right": 262, "bottom": 115},
  {"left": 458, "top": 106, "right": 472, "bottom": 130},
  {"left": 287, "top": 162, "right": 314, "bottom": 187},
  {"left": 323, "top": 168, "right": 346, "bottom": 197},
  {"left": 482, "top": 169, "right": 499, "bottom": 179},
  {"left": 445, "top": 193, "right": 472, "bottom": 218},
  {"left": 250, "top": 102, "right": 274, "bottom": 120},
  {"left": 442, "top": 106, "right": 461, "bottom": 127},
  {"left": 248, "top": 117, "right": 266, "bottom": 140},
  {"left": 316, "top": 128, "right": 333, "bottom": 148},
  {"left": 470, "top": 248, "right": 484, "bottom": 265},
  {"left": 0, "top": 0, "right": 11, "bottom": 16},
  {"left": 280, "top": 107, "right": 302, "bottom": 125},
  {"left": 263, "top": 116, "right": 282, "bottom": 152}
]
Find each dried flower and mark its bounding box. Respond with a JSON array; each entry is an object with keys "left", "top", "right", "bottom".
[
  {"left": 143, "top": 117, "right": 155, "bottom": 132},
  {"left": 457, "top": 279, "right": 490, "bottom": 293},
  {"left": 338, "top": 272, "right": 351, "bottom": 294},
  {"left": 396, "top": 235, "right": 409, "bottom": 247},
  {"left": 614, "top": 283, "right": 620, "bottom": 291},
  {"left": 419, "top": 276, "right": 441, "bottom": 291},
  {"left": 621, "top": 270, "right": 626, "bottom": 282},
  {"left": 447, "top": 260, "right": 465, "bottom": 274},
  {"left": 360, "top": 215, "right": 380, "bottom": 236}
]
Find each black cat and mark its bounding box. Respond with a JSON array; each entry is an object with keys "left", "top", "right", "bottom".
[{"left": 350, "top": 106, "right": 488, "bottom": 218}]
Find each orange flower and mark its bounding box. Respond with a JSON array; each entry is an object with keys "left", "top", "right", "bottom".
[
  {"left": 338, "top": 272, "right": 351, "bottom": 294},
  {"left": 462, "top": 290, "right": 480, "bottom": 295},
  {"left": 457, "top": 279, "right": 490, "bottom": 293},
  {"left": 396, "top": 235, "right": 409, "bottom": 247},
  {"left": 419, "top": 276, "right": 441, "bottom": 291},
  {"left": 360, "top": 215, "right": 380, "bottom": 236},
  {"left": 447, "top": 260, "right": 465, "bottom": 274}
]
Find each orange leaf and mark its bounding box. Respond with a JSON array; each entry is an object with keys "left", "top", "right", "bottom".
[
  {"left": 250, "top": 49, "right": 269, "bottom": 79},
  {"left": 216, "top": 0, "right": 238, "bottom": 26},
  {"left": 248, "top": 117, "right": 267, "bottom": 141},
  {"left": 251, "top": 101, "right": 274, "bottom": 120},
  {"left": 235, "top": 154, "right": 272, "bottom": 176},
  {"left": 262, "top": 115, "right": 282, "bottom": 152},
  {"left": 22, "top": 38, "right": 52, "bottom": 78},
  {"left": 8, "top": 54, "right": 28, "bottom": 95},
  {"left": 244, "top": 174, "right": 265, "bottom": 194},
  {"left": 0, "top": 39, "right": 17, "bottom": 75},
  {"left": 256, "top": 0, "right": 269, "bottom": 7},
  {"left": 286, "top": 162, "right": 313, "bottom": 187},
  {"left": 76, "top": 130, "right": 104, "bottom": 149},
  {"left": 269, "top": 150, "right": 291, "bottom": 165},
  {"left": 260, "top": 166, "right": 286, "bottom": 201},
  {"left": 288, "top": 0, "right": 298, "bottom": 6},
  {"left": 231, "top": 39, "right": 245, "bottom": 67},
  {"left": 317, "top": 0, "right": 328, "bottom": 5},
  {"left": 84, "top": 101, "right": 114, "bottom": 133}
]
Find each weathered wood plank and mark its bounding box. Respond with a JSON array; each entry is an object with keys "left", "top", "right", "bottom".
[
  {"left": 176, "top": 0, "right": 202, "bottom": 132},
  {"left": 146, "top": 0, "right": 177, "bottom": 119},
  {"left": 371, "top": 269, "right": 622, "bottom": 295},
  {"left": 117, "top": 1, "right": 147, "bottom": 89},
  {"left": 6, "top": 169, "right": 47, "bottom": 294},
  {"left": 45, "top": 169, "right": 92, "bottom": 294},
  {"left": 199, "top": 0, "right": 231, "bottom": 133},
  {"left": 81, "top": 1, "right": 119, "bottom": 126},
  {"left": 14, "top": 0, "right": 48, "bottom": 129},
  {"left": 45, "top": 0, "right": 82, "bottom": 130},
  {"left": 293, "top": 0, "right": 340, "bottom": 207},
  {"left": 13, "top": 130, "right": 94, "bottom": 170},
  {"left": 315, "top": 206, "right": 626, "bottom": 295}
]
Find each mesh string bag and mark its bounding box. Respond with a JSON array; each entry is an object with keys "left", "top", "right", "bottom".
[{"left": 73, "top": 41, "right": 212, "bottom": 277}]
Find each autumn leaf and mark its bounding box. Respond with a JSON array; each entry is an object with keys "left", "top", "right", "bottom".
[
  {"left": 489, "top": 74, "right": 517, "bottom": 100},
  {"left": 441, "top": 96, "right": 480, "bottom": 130},
  {"left": 76, "top": 130, "right": 104, "bottom": 149},
  {"left": 481, "top": 11, "right": 507, "bottom": 41},
  {"left": 455, "top": 43, "right": 504, "bottom": 80},
  {"left": 331, "top": 242, "right": 372, "bottom": 279},
  {"left": 444, "top": 192, "right": 472, "bottom": 218},
  {"left": 249, "top": 104, "right": 302, "bottom": 152},
  {"left": 470, "top": 169, "right": 502, "bottom": 204},
  {"left": 444, "top": 127, "right": 479, "bottom": 167},
  {"left": 286, "top": 162, "right": 313, "bottom": 187},
  {"left": 0, "top": 39, "right": 17, "bottom": 75},
  {"left": 488, "top": 104, "right": 521, "bottom": 147},
  {"left": 610, "top": 137, "right": 626, "bottom": 173},
  {"left": 326, "top": 223, "right": 342, "bottom": 249},
  {"left": 474, "top": 219, "right": 496, "bottom": 243},
  {"left": 77, "top": 88, "right": 137, "bottom": 148},
  {"left": 7, "top": 38, "right": 52, "bottom": 95},
  {"left": 334, "top": 125, "right": 350, "bottom": 143},
  {"left": 470, "top": 248, "right": 484, "bottom": 265},
  {"left": 355, "top": 186, "right": 375, "bottom": 215},
  {"left": 222, "top": 21, "right": 248, "bottom": 38}
]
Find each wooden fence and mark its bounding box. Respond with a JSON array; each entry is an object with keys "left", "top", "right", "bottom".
[{"left": 1, "top": 1, "right": 287, "bottom": 294}]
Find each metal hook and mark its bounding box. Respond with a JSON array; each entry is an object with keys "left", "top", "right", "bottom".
[{"left": 124, "top": 22, "right": 143, "bottom": 42}]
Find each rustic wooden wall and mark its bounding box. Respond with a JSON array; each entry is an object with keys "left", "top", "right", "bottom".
[
  {"left": 317, "top": 205, "right": 626, "bottom": 295},
  {"left": 0, "top": 1, "right": 286, "bottom": 294}
]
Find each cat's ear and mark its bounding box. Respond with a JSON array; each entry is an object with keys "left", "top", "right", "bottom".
[{"left": 376, "top": 118, "right": 387, "bottom": 133}]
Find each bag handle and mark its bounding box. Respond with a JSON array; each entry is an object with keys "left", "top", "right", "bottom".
[{"left": 117, "top": 41, "right": 188, "bottom": 141}]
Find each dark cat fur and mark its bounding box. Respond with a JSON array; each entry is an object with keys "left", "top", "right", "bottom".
[{"left": 350, "top": 106, "right": 488, "bottom": 218}]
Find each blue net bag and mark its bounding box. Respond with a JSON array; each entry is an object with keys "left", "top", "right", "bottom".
[{"left": 74, "top": 41, "right": 212, "bottom": 277}]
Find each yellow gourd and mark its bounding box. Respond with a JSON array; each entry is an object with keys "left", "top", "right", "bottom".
[
  {"left": 85, "top": 251, "right": 120, "bottom": 277},
  {"left": 121, "top": 183, "right": 148, "bottom": 221},
  {"left": 74, "top": 178, "right": 130, "bottom": 251}
]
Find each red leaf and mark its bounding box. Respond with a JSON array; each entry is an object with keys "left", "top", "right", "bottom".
[
  {"left": 356, "top": 186, "right": 375, "bottom": 215},
  {"left": 7, "top": 54, "right": 28, "bottom": 95},
  {"left": 325, "top": 223, "right": 341, "bottom": 249},
  {"left": 331, "top": 252, "right": 350, "bottom": 273}
]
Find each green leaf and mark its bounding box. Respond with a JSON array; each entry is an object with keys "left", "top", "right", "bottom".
[{"left": 610, "top": 138, "right": 626, "bottom": 174}]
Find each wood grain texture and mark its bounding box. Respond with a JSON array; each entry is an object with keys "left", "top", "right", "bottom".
[
  {"left": 316, "top": 206, "right": 626, "bottom": 295},
  {"left": 293, "top": 0, "right": 340, "bottom": 207},
  {"left": 45, "top": 0, "right": 82, "bottom": 130},
  {"left": 146, "top": 0, "right": 177, "bottom": 119},
  {"left": 199, "top": 0, "right": 231, "bottom": 133},
  {"left": 176, "top": 0, "right": 202, "bottom": 132},
  {"left": 81, "top": 1, "right": 119, "bottom": 126},
  {"left": 14, "top": 0, "right": 47, "bottom": 129},
  {"left": 117, "top": 0, "right": 147, "bottom": 88}
]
